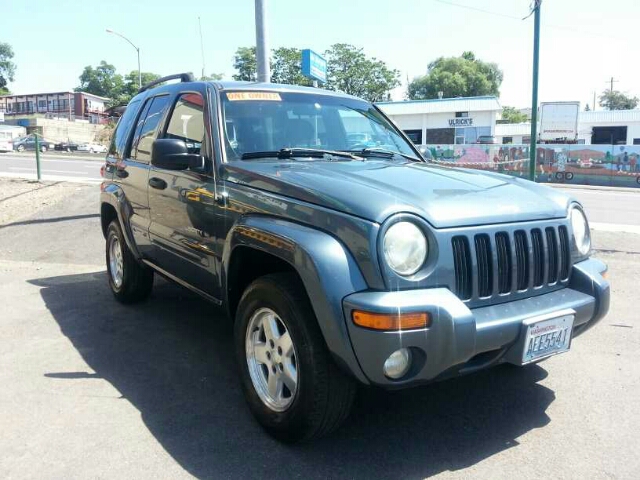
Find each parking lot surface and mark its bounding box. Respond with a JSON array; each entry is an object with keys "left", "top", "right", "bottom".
[{"left": 0, "top": 179, "right": 638, "bottom": 479}]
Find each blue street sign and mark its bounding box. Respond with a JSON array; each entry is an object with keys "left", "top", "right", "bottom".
[{"left": 301, "top": 49, "right": 327, "bottom": 83}]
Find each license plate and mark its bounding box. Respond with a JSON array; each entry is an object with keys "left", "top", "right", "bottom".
[{"left": 521, "top": 312, "right": 574, "bottom": 364}]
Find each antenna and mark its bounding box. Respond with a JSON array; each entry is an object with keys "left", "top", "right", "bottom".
[{"left": 198, "top": 16, "right": 206, "bottom": 80}]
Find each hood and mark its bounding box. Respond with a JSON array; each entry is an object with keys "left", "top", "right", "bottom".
[{"left": 222, "top": 160, "right": 572, "bottom": 228}]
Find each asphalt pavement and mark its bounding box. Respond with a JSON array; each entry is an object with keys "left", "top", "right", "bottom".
[
  {"left": 0, "top": 152, "right": 103, "bottom": 182},
  {"left": 0, "top": 180, "right": 638, "bottom": 479}
]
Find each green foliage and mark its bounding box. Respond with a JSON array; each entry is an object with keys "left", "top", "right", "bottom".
[
  {"left": 231, "top": 44, "right": 399, "bottom": 101},
  {"left": 0, "top": 42, "right": 17, "bottom": 93},
  {"left": 233, "top": 47, "right": 257, "bottom": 82},
  {"left": 76, "top": 61, "right": 161, "bottom": 107},
  {"left": 324, "top": 43, "right": 400, "bottom": 102},
  {"left": 599, "top": 90, "right": 639, "bottom": 110},
  {"left": 200, "top": 73, "right": 224, "bottom": 81},
  {"left": 271, "top": 47, "right": 312, "bottom": 86},
  {"left": 501, "top": 106, "right": 528, "bottom": 124},
  {"left": 584, "top": 103, "right": 591, "bottom": 111},
  {"left": 408, "top": 52, "right": 503, "bottom": 100}
]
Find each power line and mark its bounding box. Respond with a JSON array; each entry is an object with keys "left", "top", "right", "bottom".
[{"left": 431, "top": 0, "right": 631, "bottom": 43}]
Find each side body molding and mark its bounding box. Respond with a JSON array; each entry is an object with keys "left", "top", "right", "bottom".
[
  {"left": 100, "top": 185, "right": 143, "bottom": 259},
  {"left": 223, "top": 216, "right": 370, "bottom": 384}
]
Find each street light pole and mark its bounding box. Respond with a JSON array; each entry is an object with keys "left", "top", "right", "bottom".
[
  {"left": 106, "top": 29, "right": 142, "bottom": 88},
  {"left": 528, "top": 1, "right": 542, "bottom": 182},
  {"left": 255, "top": 0, "right": 270, "bottom": 83}
]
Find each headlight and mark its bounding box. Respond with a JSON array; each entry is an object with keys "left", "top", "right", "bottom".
[
  {"left": 570, "top": 206, "right": 591, "bottom": 256},
  {"left": 383, "top": 222, "right": 427, "bottom": 276}
]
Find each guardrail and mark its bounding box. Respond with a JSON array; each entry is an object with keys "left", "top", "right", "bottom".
[{"left": 424, "top": 144, "right": 640, "bottom": 188}]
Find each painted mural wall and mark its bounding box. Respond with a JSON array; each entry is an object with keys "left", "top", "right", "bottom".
[{"left": 424, "top": 144, "right": 640, "bottom": 188}]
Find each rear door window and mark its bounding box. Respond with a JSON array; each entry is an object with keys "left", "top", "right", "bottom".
[{"left": 109, "top": 99, "right": 141, "bottom": 159}]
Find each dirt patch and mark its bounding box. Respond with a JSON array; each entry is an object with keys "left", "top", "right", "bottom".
[{"left": 0, "top": 179, "right": 84, "bottom": 226}]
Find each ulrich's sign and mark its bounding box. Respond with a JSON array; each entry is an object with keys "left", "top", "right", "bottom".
[{"left": 448, "top": 118, "right": 474, "bottom": 127}]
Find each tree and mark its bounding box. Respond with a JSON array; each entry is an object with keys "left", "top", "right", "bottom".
[
  {"left": 76, "top": 61, "right": 124, "bottom": 99},
  {"left": 76, "top": 62, "right": 162, "bottom": 106},
  {"left": 408, "top": 52, "right": 503, "bottom": 100},
  {"left": 200, "top": 73, "right": 224, "bottom": 81},
  {"left": 584, "top": 104, "right": 591, "bottom": 111},
  {"left": 233, "top": 47, "right": 257, "bottom": 81},
  {"left": 599, "top": 90, "right": 638, "bottom": 110},
  {"left": 501, "top": 106, "right": 528, "bottom": 123},
  {"left": 0, "top": 42, "right": 17, "bottom": 95},
  {"left": 271, "top": 47, "right": 312, "bottom": 86},
  {"left": 324, "top": 43, "right": 400, "bottom": 102}
]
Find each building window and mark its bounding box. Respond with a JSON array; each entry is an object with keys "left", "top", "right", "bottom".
[
  {"left": 503, "top": 136, "right": 513, "bottom": 144},
  {"left": 455, "top": 111, "right": 469, "bottom": 118},
  {"left": 38, "top": 100, "right": 46, "bottom": 108},
  {"left": 403, "top": 129, "right": 422, "bottom": 144},
  {"left": 633, "top": 139, "right": 640, "bottom": 145}
]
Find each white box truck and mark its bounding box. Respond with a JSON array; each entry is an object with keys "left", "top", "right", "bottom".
[{"left": 539, "top": 101, "right": 580, "bottom": 143}]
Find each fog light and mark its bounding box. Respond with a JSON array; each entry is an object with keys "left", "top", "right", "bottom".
[{"left": 383, "top": 348, "right": 412, "bottom": 379}]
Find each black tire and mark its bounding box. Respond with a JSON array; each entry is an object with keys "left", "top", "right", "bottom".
[
  {"left": 106, "top": 220, "right": 154, "bottom": 304},
  {"left": 17, "top": 145, "right": 24, "bottom": 152},
  {"left": 40, "top": 145, "right": 47, "bottom": 153},
  {"left": 235, "top": 273, "right": 356, "bottom": 443}
]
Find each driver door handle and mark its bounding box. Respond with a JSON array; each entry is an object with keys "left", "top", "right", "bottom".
[{"left": 149, "top": 177, "right": 167, "bottom": 190}]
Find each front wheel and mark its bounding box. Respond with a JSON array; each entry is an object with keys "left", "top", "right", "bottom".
[
  {"left": 40, "top": 145, "right": 47, "bottom": 153},
  {"left": 17, "top": 145, "right": 24, "bottom": 152},
  {"left": 235, "top": 273, "right": 356, "bottom": 443},
  {"left": 106, "top": 220, "right": 154, "bottom": 303}
]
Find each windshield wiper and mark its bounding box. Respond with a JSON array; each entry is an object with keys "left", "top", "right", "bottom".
[
  {"left": 241, "top": 148, "right": 363, "bottom": 161},
  {"left": 344, "top": 147, "right": 422, "bottom": 162}
]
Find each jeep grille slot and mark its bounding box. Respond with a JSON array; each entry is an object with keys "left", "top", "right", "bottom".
[
  {"left": 531, "top": 229, "right": 545, "bottom": 287},
  {"left": 474, "top": 234, "right": 493, "bottom": 298},
  {"left": 451, "top": 236, "right": 472, "bottom": 300},
  {"left": 450, "top": 224, "right": 572, "bottom": 305},
  {"left": 514, "top": 230, "right": 529, "bottom": 291},
  {"left": 546, "top": 227, "right": 559, "bottom": 284},
  {"left": 495, "top": 232, "right": 512, "bottom": 294},
  {"left": 558, "top": 226, "right": 571, "bottom": 281}
]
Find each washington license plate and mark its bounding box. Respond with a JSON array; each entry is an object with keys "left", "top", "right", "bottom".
[{"left": 522, "top": 312, "right": 574, "bottom": 364}]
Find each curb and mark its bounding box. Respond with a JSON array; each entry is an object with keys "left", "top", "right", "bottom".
[{"left": 547, "top": 183, "right": 640, "bottom": 193}]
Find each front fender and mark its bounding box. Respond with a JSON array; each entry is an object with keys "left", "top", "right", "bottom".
[
  {"left": 222, "top": 216, "right": 370, "bottom": 384},
  {"left": 100, "top": 184, "right": 142, "bottom": 260}
]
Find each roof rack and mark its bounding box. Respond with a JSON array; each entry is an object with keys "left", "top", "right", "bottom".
[{"left": 137, "top": 72, "right": 195, "bottom": 94}]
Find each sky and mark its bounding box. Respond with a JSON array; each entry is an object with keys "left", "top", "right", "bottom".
[{"left": 2, "top": 0, "right": 635, "bottom": 109}]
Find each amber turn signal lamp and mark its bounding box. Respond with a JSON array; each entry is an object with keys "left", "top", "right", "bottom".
[{"left": 352, "top": 311, "right": 430, "bottom": 331}]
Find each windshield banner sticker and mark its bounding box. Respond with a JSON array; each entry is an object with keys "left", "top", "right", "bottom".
[{"left": 226, "top": 92, "right": 282, "bottom": 101}]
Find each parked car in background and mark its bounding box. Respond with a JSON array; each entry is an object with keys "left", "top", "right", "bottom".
[
  {"left": 476, "top": 135, "right": 498, "bottom": 144},
  {"left": 55, "top": 141, "right": 80, "bottom": 152},
  {"left": 13, "top": 135, "right": 56, "bottom": 152},
  {"left": 78, "top": 142, "right": 108, "bottom": 154},
  {"left": 0, "top": 138, "right": 12, "bottom": 152}
]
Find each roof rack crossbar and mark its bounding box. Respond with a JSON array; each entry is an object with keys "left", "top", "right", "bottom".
[{"left": 138, "top": 72, "right": 195, "bottom": 93}]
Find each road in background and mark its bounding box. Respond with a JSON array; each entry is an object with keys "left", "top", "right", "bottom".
[
  {"left": 0, "top": 153, "right": 102, "bottom": 182},
  {"left": 1, "top": 154, "right": 638, "bottom": 227}
]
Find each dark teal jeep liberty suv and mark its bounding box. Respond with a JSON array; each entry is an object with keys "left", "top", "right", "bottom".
[{"left": 100, "top": 73, "right": 609, "bottom": 442}]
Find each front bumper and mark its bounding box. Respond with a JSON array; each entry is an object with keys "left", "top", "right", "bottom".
[{"left": 343, "top": 258, "right": 609, "bottom": 387}]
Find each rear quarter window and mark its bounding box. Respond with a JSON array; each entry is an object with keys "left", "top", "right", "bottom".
[{"left": 108, "top": 99, "right": 142, "bottom": 160}]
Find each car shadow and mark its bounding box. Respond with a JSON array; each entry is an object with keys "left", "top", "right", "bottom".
[{"left": 31, "top": 272, "right": 555, "bottom": 480}]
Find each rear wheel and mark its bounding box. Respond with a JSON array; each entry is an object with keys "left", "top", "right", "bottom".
[
  {"left": 106, "top": 220, "right": 154, "bottom": 303},
  {"left": 40, "top": 145, "right": 47, "bottom": 153},
  {"left": 235, "top": 273, "right": 356, "bottom": 443},
  {"left": 17, "top": 145, "right": 24, "bottom": 152}
]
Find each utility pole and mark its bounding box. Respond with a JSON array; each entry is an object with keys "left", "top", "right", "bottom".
[
  {"left": 608, "top": 77, "right": 618, "bottom": 93},
  {"left": 528, "top": 0, "right": 542, "bottom": 182},
  {"left": 593, "top": 91, "right": 596, "bottom": 111},
  {"left": 198, "top": 17, "right": 206, "bottom": 80},
  {"left": 255, "top": 0, "right": 270, "bottom": 83}
]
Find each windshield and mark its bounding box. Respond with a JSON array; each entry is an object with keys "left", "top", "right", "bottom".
[{"left": 220, "top": 90, "right": 417, "bottom": 161}]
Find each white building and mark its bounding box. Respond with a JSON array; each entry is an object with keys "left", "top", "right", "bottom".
[
  {"left": 377, "top": 96, "right": 502, "bottom": 145},
  {"left": 494, "top": 110, "right": 640, "bottom": 146}
]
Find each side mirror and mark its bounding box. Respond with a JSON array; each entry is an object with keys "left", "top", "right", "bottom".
[{"left": 151, "top": 138, "right": 203, "bottom": 170}]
